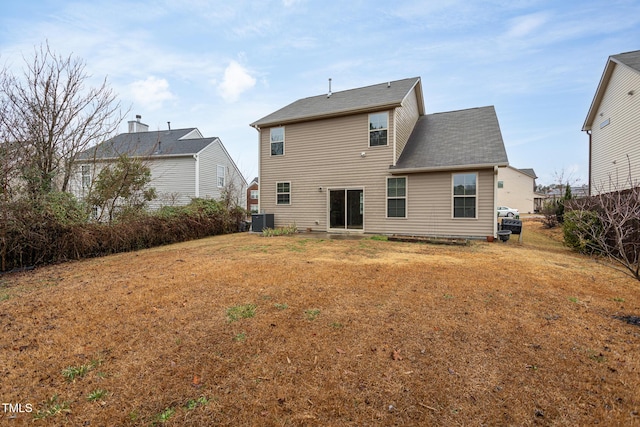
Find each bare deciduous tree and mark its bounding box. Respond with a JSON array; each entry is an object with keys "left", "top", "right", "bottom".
[{"left": 0, "top": 42, "right": 126, "bottom": 198}]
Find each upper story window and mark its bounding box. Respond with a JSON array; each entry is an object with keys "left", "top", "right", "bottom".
[
  {"left": 453, "top": 173, "right": 477, "bottom": 219},
  {"left": 497, "top": 180, "right": 504, "bottom": 189},
  {"left": 250, "top": 190, "right": 259, "bottom": 199},
  {"left": 81, "top": 165, "right": 91, "bottom": 189},
  {"left": 217, "top": 165, "right": 226, "bottom": 187},
  {"left": 369, "top": 112, "right": 388, "bottom": 147},
  {"left": 270, "top": 127, "right": 284, "bottom": 156}
]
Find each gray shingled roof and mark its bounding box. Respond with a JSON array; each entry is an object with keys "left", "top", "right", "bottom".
[
  {"left": 612, "top": 50, "right": 640, "bottom": 73},
  {"left": 519, "top": 168, "right": 537, "bottom": 179},
  {"left": 77, "top": 128, "right": 217, "bottom": 160},
  {"left": 251, "top": 77, "right": 422, "bottom": 127},
  {"left": 392, "top": 106, "right": 509, "bottom": 171}
]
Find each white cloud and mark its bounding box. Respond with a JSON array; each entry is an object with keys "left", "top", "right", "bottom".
[
  {"left": 506, "top": 12, "right": 550, "bottom": 38},
  {"left": 129, "top": 76, "right": 175, "bottom": 111},
  {"left": 218, "top": 61, "right": 256, "bottom": 102}
]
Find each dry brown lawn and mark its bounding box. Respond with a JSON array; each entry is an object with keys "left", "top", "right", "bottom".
[{"left": 1, "top": 218, "right": 639, "bottom": 426}]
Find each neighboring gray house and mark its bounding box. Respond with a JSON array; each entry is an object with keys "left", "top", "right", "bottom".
[
  {"left": 71, "top": 116, "right": 247, "bottom": 213},
  {"left": 250, "top": 77, "right": 509, "bottom": 239},
  {"left": 583, "top": 50, "right": 640, "bottom": 195}
]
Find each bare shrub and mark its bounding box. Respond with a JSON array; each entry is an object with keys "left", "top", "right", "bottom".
[
  {"left": 0, "top": 198, "right": 246, "bottom": 272},
  {"left": 565, "top": 185, "right": 640, "bottom": 280}
]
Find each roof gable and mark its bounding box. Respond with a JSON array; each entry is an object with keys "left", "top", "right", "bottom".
[
  {"left": 612, "top": 50, "right": 640, "bottom": 72},
  {"left": 518, "top": 168, "right": 537, "bottom": 179},
  {"left": 392, "top": 106, "right": 509, "bottom": 172},
  {"left": 78, "top": 128, "right": 217, "bottom": 160},
  {"left": 251, "top": 77, "right": 423, "bottom": 128},
  {"left": 583, "top": 50, "right": 640, "bottom": 131}
]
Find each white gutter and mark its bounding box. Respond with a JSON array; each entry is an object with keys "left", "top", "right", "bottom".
[
  {"left": 77, "top": 153, "right": 200, "bottom": 163},
  {"left": 389, "top": 162, "right": 508, "bottom": 174}
]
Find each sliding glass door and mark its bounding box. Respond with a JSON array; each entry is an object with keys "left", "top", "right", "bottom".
[{"left": 329, "top": 189, "right": 363, "bottom": 230}]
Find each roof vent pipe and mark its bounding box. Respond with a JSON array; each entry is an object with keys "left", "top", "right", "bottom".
[
  {"left": 387, "top": 82, "right": 391, "bottom": 88},
  {"left": 167, "top": 121, "right": 171, "bottom": 130},
  {"left": 328, "top": 78, "right": 332, "bottom": 98}
]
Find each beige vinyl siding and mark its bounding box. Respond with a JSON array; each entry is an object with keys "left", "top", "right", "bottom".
[
  {"left": 260, "top": 111, "right": 396, "bottom": 231},
  {"left": 259, "top": 108, "right": 496, "bottom": 238},
  {"left": 394, "top": 88, "right": 421, "bottom": 164},
  {"left": 497, "top": 166, "right": 536, "bottom": 214},
  {"left": 378, "top": 169, "right": 496, "bottom": 238},
  {"left": 590, "top": 64, "right": 640, "bottom": 194},
  {"left": 148, "top": 157, "right": 196, "bottom": 208}
]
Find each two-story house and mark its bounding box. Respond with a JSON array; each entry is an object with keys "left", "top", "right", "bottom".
[
  {"left": 71, "top": 116, "right": 247, "bottom": 212},
  {"left": 250, "top": 77, "right": 509, "bottom": 239},
  {"left": 497, "top": 166, "right": 540, "bottom": 214},
  {"left": 583, "top": 50, "right": 640, "bottom": 195},
  {"left": 246, "top": 177, "right": 259, "bottom": 214}
]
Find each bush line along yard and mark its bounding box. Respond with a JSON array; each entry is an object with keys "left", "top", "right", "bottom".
[{"left": 0, "top": 218, "right": 639, "bottom": 425}]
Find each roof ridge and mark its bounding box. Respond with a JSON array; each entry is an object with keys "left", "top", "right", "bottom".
[
  {"left": 251, "top": 77, "right": 423, "bottom": 127},
  {"left": 293, "top": 77, "right": 421, "bottom": 102},
  {"left": 426, "top": 105, "right": 494, "bottom": 116},
  {"left": 123, "top": 127, "right": 196, "bottom": 135}
]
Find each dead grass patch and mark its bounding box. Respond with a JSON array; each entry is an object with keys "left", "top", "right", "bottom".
[{"left": 0, "top": 219, "right": 639, "bottom": 425}]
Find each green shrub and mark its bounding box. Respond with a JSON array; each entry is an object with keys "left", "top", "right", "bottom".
[{"left": 563, "top": 210, "right": 602, "bottom": 253}]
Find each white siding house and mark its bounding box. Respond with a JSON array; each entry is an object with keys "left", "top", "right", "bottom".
[
  {"left": 583, "top": 50, "right": 640, "bottom": 195},
  {"left": 70, "top": 116, "right": 247, "bottom": 212}
]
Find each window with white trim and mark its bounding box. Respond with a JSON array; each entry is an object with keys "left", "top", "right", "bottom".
[
  {"left": 217, "top": 165, "right": 226, "bottom": 187},
  {"left": 453, "top": 173, "right": 477, "bottom": 218},
  {"left": 81, "top": 165, "right": 91, "bottom": 189},
  {"left": 276, "top": 182, "right": 290, "bottom": 205},
  {"left": 369, "top": 112, "right": 388, "bottom": 146},
  {"left": 250, "top": 204, "right": 259, "bottom": 213},
  {"left": 270, "top": 127, "right": 284, "bottom": 156},
  {"left": 250, "top": 190, "right": 259, "bottom": 199},
  {"left": 387, "top": 177, "right": 406, "bottom": 218}
]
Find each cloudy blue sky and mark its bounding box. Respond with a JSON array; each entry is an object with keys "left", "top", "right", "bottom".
[{"left": 1, "top": 0, "right": 639, "bottom": 185}]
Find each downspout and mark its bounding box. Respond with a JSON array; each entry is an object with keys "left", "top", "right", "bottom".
[
  {"left": 493, "top": 165, "right": 499, "bottom": 238},
  {"left": 393, "top": 109, "right": 398, "bottom": 166},
  {"left": 586, "top": 130, "right": 592, "bottom": 196},
  {"left": 194, "top": 154, "right": 200, "bottom": 198}
]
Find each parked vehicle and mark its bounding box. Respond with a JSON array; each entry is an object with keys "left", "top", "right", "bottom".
[{"left": 497, "top": 206, "right": 519, "bottom": 217}]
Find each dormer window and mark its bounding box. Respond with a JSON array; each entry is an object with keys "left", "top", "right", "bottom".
[{"left": 369, "top": 112, "right": 388, "bottom": 146}]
